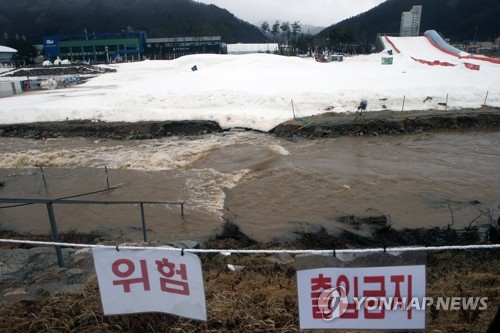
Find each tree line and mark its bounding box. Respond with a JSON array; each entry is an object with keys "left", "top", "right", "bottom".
[{"left": 258, "top": 20, "right": 316, "bottom": 55}]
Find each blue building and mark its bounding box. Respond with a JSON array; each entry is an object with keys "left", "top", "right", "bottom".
[{"left": 43, "top": 31, "right": 147, "bottom": 63}]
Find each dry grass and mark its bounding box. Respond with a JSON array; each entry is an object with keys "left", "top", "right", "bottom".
[
  {"left": 425, "top": 251, "right": 500, "bottom": 331},
  {"left": 0, "top": 249, "right": 498, "bottom": 332},
  {"left": 0, "top": 223, "right": 498, "bottom": 332}
]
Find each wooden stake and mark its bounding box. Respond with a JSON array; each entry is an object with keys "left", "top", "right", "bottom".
[
  {"left": 291, "top": 99, "right": 296, "bottom": 119},
  {"left": 483, "top": 91, "right": 489, "bottom": 107},
  {"left": 445, "top": 94, "right": 448, "bottom": 111},
  {"left": 401, "top": 95, "right": 406, "bottom": 118}
]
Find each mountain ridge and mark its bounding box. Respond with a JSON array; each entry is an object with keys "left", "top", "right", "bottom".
[
  {"left": 318, "top": 0, "right": 500, "bottom": 45},
  {"left": 0, "top": 0, "right": 266, "bottom": 43}
]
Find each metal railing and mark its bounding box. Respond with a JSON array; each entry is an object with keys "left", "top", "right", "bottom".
[{"left": 0, "top": 197, "right": 186, "bottom": 267}]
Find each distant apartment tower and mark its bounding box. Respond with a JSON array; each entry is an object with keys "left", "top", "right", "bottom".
[{"left": 400, "top": 5, "right": 422, "bottom": 37}]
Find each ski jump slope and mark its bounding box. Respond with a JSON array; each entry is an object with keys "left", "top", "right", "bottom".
[{"left": 383, "top": 30, "right": 500, "bottom": 70}]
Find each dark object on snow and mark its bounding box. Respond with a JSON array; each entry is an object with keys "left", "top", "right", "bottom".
[
  {"left": 191, "top": 65, "right": 198, "bottom": 71},
  {"left": 358, "top": 99, "right": 368, "bottom": 111}
]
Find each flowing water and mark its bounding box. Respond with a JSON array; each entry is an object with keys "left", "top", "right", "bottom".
[{"left": 0, "top": 130, "right": 499, "bottom": 243}]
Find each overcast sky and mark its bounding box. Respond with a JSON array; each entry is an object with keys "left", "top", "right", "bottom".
[{"left": 195, "top": 0, "right": 387, "bottom": 27}]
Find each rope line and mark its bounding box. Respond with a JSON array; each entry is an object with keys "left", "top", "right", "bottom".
[{"left": 0, "top": 238, "right": 499, "bottom": 254}]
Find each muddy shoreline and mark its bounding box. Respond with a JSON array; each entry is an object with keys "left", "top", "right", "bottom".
[
  {"left": 0, "top": 107, "right": 499, "bottom": 140},
  {"left": 0, "top": 120, "right": 222, "bottom": 140},
  {"left": 275, "top": 106, "right": 500, "bottom": 138}
]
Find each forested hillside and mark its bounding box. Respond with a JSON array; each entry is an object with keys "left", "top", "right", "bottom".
[
  {"left": 318, "top": 0, "right": 500, "bottom": 45},
  {"left": 0, "top": 0, "right": 266, "bottom": 43}
]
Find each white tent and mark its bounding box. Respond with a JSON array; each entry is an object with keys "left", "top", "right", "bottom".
[
  {"left": 227, "top": 43, "right": 278, "bottom": 54},
  {"left": 0, "top": 45, "right": 17, "bottom": 61}
]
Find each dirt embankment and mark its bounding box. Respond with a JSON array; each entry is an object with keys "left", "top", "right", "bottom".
[
  {"left": 273, "top": 106, "right": 500, "bottom": 138},
  {"left": 1, "top": 107, "right": 499, "bottom": 140},
  {"left": 2, "top": 65, "right": 116, "bottom": 77},
  {"left": 0, "top": 120, "right": 222, "bottom": 140}
]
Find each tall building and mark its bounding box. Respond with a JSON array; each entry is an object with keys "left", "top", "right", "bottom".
[{"left": 400, "top": 5, "right": 422, "bottom": 37}]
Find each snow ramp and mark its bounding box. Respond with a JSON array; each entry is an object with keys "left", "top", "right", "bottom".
[{"left": 382, "top": 30, "right": 500, "bottom": 70}]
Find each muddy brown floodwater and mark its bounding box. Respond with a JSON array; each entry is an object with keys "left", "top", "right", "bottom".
[{"left": 0, "top": 128, "right": 499, "bottom": 243}]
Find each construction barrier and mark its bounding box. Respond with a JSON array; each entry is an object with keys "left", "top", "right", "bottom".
[{"left": 0, "top": 80, "right": 22, "bottom": 98}]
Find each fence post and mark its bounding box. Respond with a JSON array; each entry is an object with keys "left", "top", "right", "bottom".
[
  {"left": 46, "top": 202, "right": 64, "bottom": 267},
  {"left": 483, "top": 91, "right": 489, "bottom": 108},
  {"left": 37, "top": 166, "right": 48, "bottom": 193},
  {"left": 140, "top": 203, "right": 147, "bottom": 242},
  {"left": 401, "top": 95, "right": 406, "bottom": 120},
  {"left": 102, "top": 166, "right": 110, "bottom": 191}
]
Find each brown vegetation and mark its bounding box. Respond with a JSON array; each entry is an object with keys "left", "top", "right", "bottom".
[{"left": 0, "top": 221, "right": 498, "bottom": 332}]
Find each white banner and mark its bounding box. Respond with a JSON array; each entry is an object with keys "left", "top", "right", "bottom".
[
  {"left": 297, "top": 265, "right": 426, "bottom": 330},
  {"left": 92, "top": 247, "right": 206, "bottom": 321}
]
